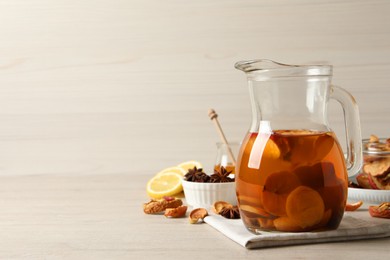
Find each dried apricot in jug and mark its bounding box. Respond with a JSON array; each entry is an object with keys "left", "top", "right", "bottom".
[
  {"left": 262, "top": 171, "right": 301, "bottom": 216},
  {"left": 285, "top": 186, "right": 325, "bottom": 229},
  {"left": 294, "top": 163, "right": 325, "bottom": 189},
  {"left": 274, "top": 217, "right": 304, "bottom": 232}
]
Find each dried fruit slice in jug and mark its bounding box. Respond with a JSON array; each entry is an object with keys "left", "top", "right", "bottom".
[
  {"left": 262, "top": 171, "right": 301, "bottom": 216},
  {"left": 285, "top": 186, "right": 325, "bottom": 229}
]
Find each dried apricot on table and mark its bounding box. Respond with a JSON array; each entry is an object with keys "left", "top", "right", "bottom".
[
  {"left": 164, "top": 205, "right": 188, "bottom": 218},
  {"left": 213, "top": 201, "right": 232, "bottom": 214},
  {"left": 143, "top": 197, "right": 183, "bottom": 214},
  {"left": 285, "top": 186, "right": 325, "bottom": 229},
  {"left": 189, "top": 208, "right": 208, "bottom": 224},
  {"left": 369, "top": 202, "right": 390, "bottom": 219},
  {"left": 345, "top": 201, "right": 363, "bottom": 211}
]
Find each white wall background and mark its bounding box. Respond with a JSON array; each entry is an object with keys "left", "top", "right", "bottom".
[{"left": 0, "top": 0, "right": 389, "bottom": 176}]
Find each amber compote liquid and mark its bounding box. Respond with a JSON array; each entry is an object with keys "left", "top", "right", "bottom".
[{"left": 236, "top": 130, "right": 348, "bottom": 233}]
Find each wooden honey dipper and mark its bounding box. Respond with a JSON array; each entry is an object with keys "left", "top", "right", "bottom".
[{"left": 208, "top": 108, "right": 236, "bottom": 166}]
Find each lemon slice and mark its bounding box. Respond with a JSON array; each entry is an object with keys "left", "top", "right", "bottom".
[
  {"left": 146, "top": 172, "right": 183, "bottom": 199},
  {"left": 155, "top": 166, "right": 186, "bottom": 177},
  {"left": 177, "top": 160, "right": 203, "bottom": 172}
]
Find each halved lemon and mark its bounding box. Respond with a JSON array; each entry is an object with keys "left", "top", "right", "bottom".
[
  {"left": 155, "top": 166, "right": 186, "bottom": 177},
  {"left": 177, "top": 160, "right": 203, "bottom": 173},
  {"left": 146, "top": 172, "right": 183, "bottom": 199}
]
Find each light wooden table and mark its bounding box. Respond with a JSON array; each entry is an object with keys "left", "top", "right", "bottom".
[{"left": 0, "top": 173, "right": 388, "bottom": 259}]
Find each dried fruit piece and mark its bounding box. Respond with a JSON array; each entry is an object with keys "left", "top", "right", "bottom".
[
  {"left": 364, "top": 159, "right": 390, "bottom": 178},
  {"left": 285, "top": 186, "right": 324, "bottom": 229},
  {"left": 369, "top": 202, "right": 390, "bottom": 219},
  {"left": 369, "top": 134, "right": 380, "bottom": 143},
  {"left": 211, "top": 201, "right": 241, "bottom": 219},
  {"left": 258, "top": 218, "right": 275, "bottom": 229},
  {"left": 274, "top": 216, "right": 303, "bottom": 232},
  {"left": 345, "top": 201, "right": 363, "bottom": 211},
  {"left": 189, "top": 208, "right": 208, "bottom": 224},
  {"left": 274, "top": 208, "right": 332, "bottom": 232},
  {"left": 356, "top": 173, "right": 371, "bottom": 189},
  {"left": 239, "top": 204, "right": 272, "bottom": 218},
  {"left": 294, "top": 163, "right": 325, "bottom": 189},
  {"left": 264, "top": 138, "right": 281, "bottom": 159},
  {"left": 263, "top": 171, "right": 301, "bottom": 216},
  {"left": 164, "top": 205, "right": 188, "bottom": 218},
  {"left": 143, "top": 197, "right": 183, "bottom": 214},
  {"left": 213, "top": 201, "right": 231, "bottom": 214}
]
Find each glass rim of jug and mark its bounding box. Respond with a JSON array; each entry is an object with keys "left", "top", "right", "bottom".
[{"left": 234, "top": 59, "right": 332, "bottom": 78}]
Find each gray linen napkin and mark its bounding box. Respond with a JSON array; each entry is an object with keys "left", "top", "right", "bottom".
[{"left": 204, "top": 213, "right": 390, "bottom": 249}]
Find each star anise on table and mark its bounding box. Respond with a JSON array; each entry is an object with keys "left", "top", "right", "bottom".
[
  {"left": 184, "top": 167, "right": 210, "bottom": 182},
  {"left": 210, "top": 166, "right": 234, "bottom": 183},
  {"left": 219, "top": 205, "right": 240, "bottom": 219}
]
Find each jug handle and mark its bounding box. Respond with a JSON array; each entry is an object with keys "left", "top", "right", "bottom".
[{"left": 330, "top": 85, "right": 363, "bottom": 177}]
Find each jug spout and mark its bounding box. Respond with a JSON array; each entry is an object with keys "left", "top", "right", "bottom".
[
  {"left": 235, "top": 59, "right": 292, "bottom": 72},
  {"left": 235, "top": 59, "right": 332, "bottom": 79}
]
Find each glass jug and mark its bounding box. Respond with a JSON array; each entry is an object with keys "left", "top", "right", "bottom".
[{"left": 235, "top": 60, "right": 362, "bottom": 233}]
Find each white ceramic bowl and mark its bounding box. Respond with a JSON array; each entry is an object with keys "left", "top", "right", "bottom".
[
  {"left": 181, "top": 179, "right": 237, "bottom": 209},
  {"left": 348, "top": 187, "right": 390, "bottom": 204}
]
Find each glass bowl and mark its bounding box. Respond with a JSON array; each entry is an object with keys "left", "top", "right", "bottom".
[{"left": 361, "top": 138, "right": 390, "bottom": 190}]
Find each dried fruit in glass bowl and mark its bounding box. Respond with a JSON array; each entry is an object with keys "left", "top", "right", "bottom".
[{"left": 351, "top": 135, "right": 390, "bottom": 190}]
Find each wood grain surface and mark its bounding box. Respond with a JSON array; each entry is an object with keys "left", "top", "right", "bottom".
[
  {"left": 0, "top": 0, "right": 389, "bottom": 176},
  {"left": 0, "top": 173, "right": 387, "bottom": 259}
]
